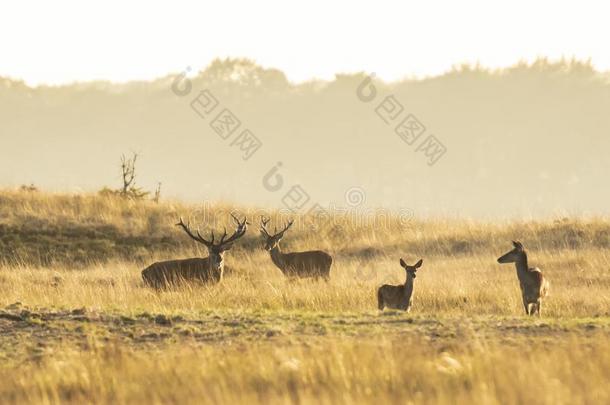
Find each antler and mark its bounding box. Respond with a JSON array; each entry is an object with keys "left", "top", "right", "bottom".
[
  {"left": 176, "top": 217, "right": 214, "bottom": 247},
  {"left": 260, "top": 216, "right": 272, "bottom": 237},
  {"left": 278, "top": 220, "right": 294, "bottom": 236},
  {"left": 176, "top": 214, "right": 248, "bottom": 249},
  {"left": 260, "top": 216, "right": 293, "bottom": 238},
  {"left": 219, "top": 214, "right": 248, "bottom": 247}
]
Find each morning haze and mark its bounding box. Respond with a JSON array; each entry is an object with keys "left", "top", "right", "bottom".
[{"left": 1, "top": 58, "right": 608, "bottom": 218}]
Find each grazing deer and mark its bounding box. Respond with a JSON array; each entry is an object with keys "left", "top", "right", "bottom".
[
  {"left": 497, "top": 241, "right": 549, "bottom": 316},
  {"left": 378, "top": 259, "right": 423, "bottom": 311},
  {"left": 142, "top": 214, "right": 248, "bottom": 289},
  {"left": 260, "top": 217, "right": 332, "bottom": 280}
]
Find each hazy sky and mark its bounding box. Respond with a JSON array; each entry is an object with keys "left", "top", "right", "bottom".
[{"left": 0, "top": 0, "right": 607, "bottom": 85}]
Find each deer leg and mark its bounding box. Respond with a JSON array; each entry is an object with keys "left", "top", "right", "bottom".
[
  {"left": 536, "top": 300, "right": 542, "bottom": 317},
  {"left": 405, "top": 298, "right": 413, "bottom": 313},
  {"left": 522, "top": 296, "right": 530, "bottom": 315},
  {"left": 377, "top": 290, "right": 385, "bottom": 311}
]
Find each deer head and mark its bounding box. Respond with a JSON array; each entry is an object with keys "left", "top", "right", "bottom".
[
  {"left": 497, "top": 241, "right": 525, "bottom": 264},
  {"left": 176, "top": 213, "right": 248, "bottom": 271},
  {"left": 260, "top": 216, "right": 293, "bottom": 251},
  {"left": 399, "top": 258, "right": 423, "bottom": 279}
]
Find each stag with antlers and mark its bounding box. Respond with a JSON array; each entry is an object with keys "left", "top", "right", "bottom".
[
  {"left": 260, "top": 217, "right": 332, "bottom": 281},
  {"left": 142, "top": 214, "right": 248, "bottom": 288}
]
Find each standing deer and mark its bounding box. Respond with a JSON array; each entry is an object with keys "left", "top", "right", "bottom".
[
  {"left": 378, "top": 259, "right": 423, "bottom": 311},
  {"left": 142, "top": 214, "right": 248, "bottom": 289},
  {"left": 260, "top": 217, "right": 332, "bottom": 280},
  {"left": 497, "top": 241, "right": 549, "bottom": 316}
]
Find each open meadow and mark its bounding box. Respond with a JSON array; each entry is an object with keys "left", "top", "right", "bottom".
[
  {"left": 4, "top": 3, "right": 610, "bottom": 404},
  {"left": 0, "top": 190, "right": 608, "bottom": 404}
]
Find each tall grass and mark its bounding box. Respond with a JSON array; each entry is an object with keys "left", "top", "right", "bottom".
[
  {"left": 0, "top": 246, "right": 608, "bottom": 316},
  {"left": 1, "top": 336, "right": 608, "bottom": 405},
  {"left": 2, "top": 188, "right": 610, "bottom": 267}
]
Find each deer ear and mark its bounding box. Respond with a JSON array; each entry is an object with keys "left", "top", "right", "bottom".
[
  {"left": 399, "top": 258, "right": 407, "bottom": 268},
  {"left": 512, "top": 241, "right": 523, "bottom": 250},
  {"left": 415, "top": 259, "right": 423, "bottom": 268},
  {"left": 220, "top": 243, "right": 233, "bottom": 251}
]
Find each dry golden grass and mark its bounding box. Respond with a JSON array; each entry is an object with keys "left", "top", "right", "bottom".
[
  {"left": 0, "top": 247, "right": 608, "bottom": 316},
  {"left": 1, "top": 336, "right": 608, "bottom": 405},
  {"left": 0, "top": 190, "right": 609, "bottom": 404}
]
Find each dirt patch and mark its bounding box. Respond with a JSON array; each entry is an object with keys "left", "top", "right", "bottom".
[{"left": 1, "top": 303, "right": 608, "bottom": 364}]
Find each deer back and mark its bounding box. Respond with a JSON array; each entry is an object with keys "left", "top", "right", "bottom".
[
  {"left": 142, "top": 258, "right": 217, "bottom": 288},
  {"left": 281, "top": 250, "right": 332, "bottom": 277}
]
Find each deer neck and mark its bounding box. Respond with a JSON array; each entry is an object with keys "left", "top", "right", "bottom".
[
  {"left": 514, "top": 252, "right": 529, "bottom": 281},
  {"left": 208, "top": 253, "right": 225, "bottom": 281},
  {"left": 269, "top": 245, "right": 287, "bottom": 271},
  {"left": 404, "top": 274, "right": 415, "bottom": 297}
]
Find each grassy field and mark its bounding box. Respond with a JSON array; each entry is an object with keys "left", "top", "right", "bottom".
[{"left": 0, "top": 189, "right": 609, "bottom": 404}]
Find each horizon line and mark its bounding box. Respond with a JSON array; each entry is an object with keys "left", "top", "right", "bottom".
[{"left": 1, "top": 55, "right": 606, "bottom": 90}]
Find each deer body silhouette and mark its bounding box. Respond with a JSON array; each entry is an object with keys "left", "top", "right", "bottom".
[
  {"left": 498, "top": 241, "right": 549, "bottom": 316},
  {"left": 142, "top": 214, "right": 247, "bottom": 289},
  {"left": 378, "top": 259, "right": 423, "bottom": 311},
  {"left": 260, "top": 217, "right": 332, "bottom": 280}
]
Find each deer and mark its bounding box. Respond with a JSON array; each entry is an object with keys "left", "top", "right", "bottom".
[
  {"left": 260, "top": 217, "right": 332, "bottom": 281},
  {"left": 377, "top": 258, "right": 423, "bottom": 312},
  {"left": 142, "top": 214, "right": 248, "bottom": 289},
  {"left": 497, "top": 241, "right": 549, "bottom": 316}
]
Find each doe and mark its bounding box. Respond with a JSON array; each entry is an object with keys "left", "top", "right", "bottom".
[
  {"left": 378, "top": 258, "right": 423, "bottom": 312},
  {"left": 497, "top": 241, "right": 549, "bottom": 316}
]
